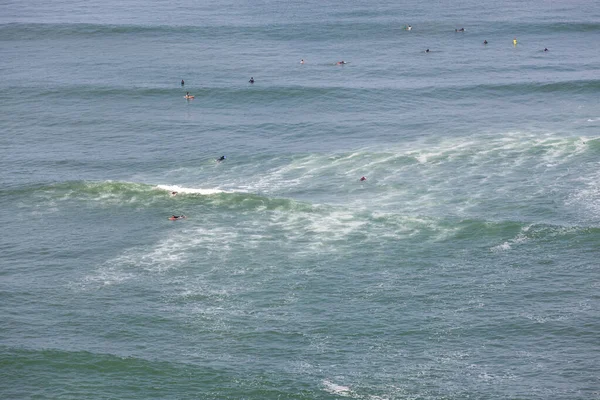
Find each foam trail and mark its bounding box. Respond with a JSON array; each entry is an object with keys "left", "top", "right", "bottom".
[{"left": 155, "top": 184, "right": 226, "bottom": 195}]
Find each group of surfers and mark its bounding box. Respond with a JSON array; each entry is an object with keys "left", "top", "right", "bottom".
[{"left": 182, "top": 33, "right": 548, "bottom": 98}]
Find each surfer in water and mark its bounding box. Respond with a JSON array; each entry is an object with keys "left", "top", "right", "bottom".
[
  {"left": 249, "top": 77, "right": 254, "bottom": 84},
  {"left": 406, "top": 25, "right": 412, "bottom": 31},
  {"left": 360, "top": 176, "right": 367, "bottom": 181},
  {"left": 185, "top": 92, "right": 194, "bottom": 99},
  {"left": 181, "top": 79, "right": 184, "bottom": 86},
  {"left": 483, "top": 40, "right": 488, "bottom": 45},
  {"left": 425, "top": 49, "right": 430, "bottom": 53},
  {"left": 170, "top": 215, "right": 186, "bottom": 220},
  {"left": 217, "top": 155, "right": 226, "bottom": 162},
  {"left": 336, "top": 61, "right": 347, "bottom": 65},
  {"left": 300, "top": 59, "right": 305, "bottom": 64},
  {"left": 455, "top": 28, "right": 465, "bottom": 32},
  {"left": 170, "top": 191, "right": 178, "bottom": 197}
]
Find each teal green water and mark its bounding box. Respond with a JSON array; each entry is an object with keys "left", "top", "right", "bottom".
[{"left": 1, "top": 0, "right": 599, "bottom": 398}]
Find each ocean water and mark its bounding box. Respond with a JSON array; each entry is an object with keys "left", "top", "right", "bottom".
[{"left": 1, "top": 0, "right": 599, "bottom": 398}]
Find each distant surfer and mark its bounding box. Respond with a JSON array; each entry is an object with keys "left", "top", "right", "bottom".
[
  {"left": 406, "top": 25, "right": 412, "bottom": 31},
  {"left": 544, "top": 48, "right": 548, "bottom": 52},
  {"left": 249, "top": 77, "right": 254, "bottom": 84},
  {"left": 181, "top": 79, "right": 185, "bottom": 86},
  {"left": 169, "top": 215, "right": 186, "bottom": 220},
  {"left": 336, "top": 61, "right": 347, "bottom": 65},
  {"left": 425, "top": 49, "right": 430, "bottom": 53},
  {"left": 184, "top": 92, "right": 194, "bottom": 99},
  {"left": 483, "top": 40, "right": 488, "bottom": 45},
  {"left": 170, "top": 191, "right": 178, "bottom": 197},
  {"left": 513, "top": 38, "right": 518, "bottom": 46},
  {"left": 217, "top": 155, "right": 226, "bottom": 162},
  {"left": 300, "top": 59, "right": 305, "bottom": 64},
  {"left": 360, "top": 176, "right": 367, "bottom": 181},
  {"left": 455, "top": 28, "right": 465, "bottom": 32}
]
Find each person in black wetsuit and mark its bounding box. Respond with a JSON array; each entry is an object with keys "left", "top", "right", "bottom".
[
  {"left": 249, "top": 77, "right": 254, "bottom": 83},
  {"left": 181, "top": 79, "right": 184, "bottom": 86},
  {"left": 217, "top": 155, "right": 226, "bottom": 162}
]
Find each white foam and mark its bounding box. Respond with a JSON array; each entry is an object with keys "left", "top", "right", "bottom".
[
  {"left": 203, "top": 133, "right": 595, "bottom": 210},
  {"left": 520, "top": 312, "right": 568, "bottom": 324},
  {"left": 490, "top": 225, "right": 532, "bottom": 252},
  {"left": 242, "top": 156, "right": 321, "bottom": 193},
  {"left": 76, "top": 224, "right": 242, "bottom": 292},
  {"left": 78, "top": 267, "right": 137, "bottom": 289},
  {"left": 140, "top": 226, "right": 239, "bottom": 271},
  {"left": 264, "top": 208, "right": 380, "bottom": 256},
  {"left": 308, "top": 210, "right": 366, "bottom": 236},
  {"left": 155, "top": 184, "right": 226, "bottom": 195},
  {"left": 322, "top": 380, "right": 352, "bottom": 396},
  {"left": 491, "top": 242, "right": 511, "bottom": 252},
  {"left": 566, "top": 177, "right": 600, "bottom": 223}
]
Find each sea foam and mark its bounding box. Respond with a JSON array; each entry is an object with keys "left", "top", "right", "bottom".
[{"left": 156, "top": 184, "right": 226, "bottom": 195}]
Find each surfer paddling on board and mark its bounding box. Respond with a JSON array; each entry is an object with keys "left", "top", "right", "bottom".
[
  {"left": 336, "top": 61, "right": 347, "bottom": 65},
  {"left": 169, "top": 215, "right": 186, "bottom": 220},
  {"left": 184, "top": 92, "right": 194, "bottom": 99},
  {"left": 170, "top": 191, "right": 178, "bottom": 197},
  {"left": 360, "top": 176, "right": 367, "bottom": 181},
  {"left": 217, "top": 155, "right": 226, "bottom": 162}
]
